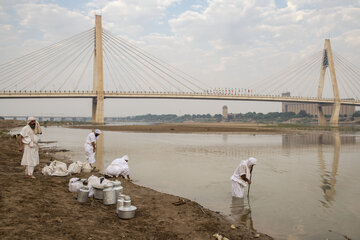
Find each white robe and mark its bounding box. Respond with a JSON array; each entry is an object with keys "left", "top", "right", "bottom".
[
  {"left": 84, "top": 132, "right": 97, "bottom": 164},
  {"left": 230, "top": 160, "right": 250, "bottom": 198},
  {"left": 20, "top": 125, "right": 39, "bottom": 167},
  {"left": 105, "top": 158, "right": 129, "bottom": 177}
]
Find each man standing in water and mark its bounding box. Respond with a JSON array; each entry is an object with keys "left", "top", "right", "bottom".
[
  {"left": 84, "top": 129, "right": 101, "bottom": 168},
  {"left": 230, "top": 157, "right": 257, "bottom": 198},
  {"left": 18, "top": 117, "right": 42, "bottom": 179}
]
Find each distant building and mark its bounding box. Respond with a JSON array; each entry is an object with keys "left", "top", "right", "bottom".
[
  {"left": 222, "top": 105, "right": 228, "bottom": 121},
  {"left": 282, "top": 92, "right": 355, "bottom": 116}
]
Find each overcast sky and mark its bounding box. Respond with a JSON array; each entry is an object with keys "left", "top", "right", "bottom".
[{"left": 0, "top": 0, "right": 359, "bottom": 117}]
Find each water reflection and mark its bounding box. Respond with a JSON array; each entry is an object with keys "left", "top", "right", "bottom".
[
  {"left": 230, "top": 197, "right": 255, "bottom": 232},
  {"left": 95, "top": 132, "right": 104, "bottom": 172},
  {"left": 318, "top": 132, "right": 340, "bottom": 207}
]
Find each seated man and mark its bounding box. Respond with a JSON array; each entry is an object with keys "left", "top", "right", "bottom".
[{"left": 105, "top": 155, "right": 131, "bottom": 180}]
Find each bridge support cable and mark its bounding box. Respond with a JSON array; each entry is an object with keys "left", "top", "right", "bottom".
[
  {"left": 0, "top": 28, "right": 94, "bottom": 76},
  {"left": 103, "top": 31, "right": 186, "bottom": 92},
  {"left": 333, "top": 52, "right": 360, "bottom": 100},
  {"left": 0, "top": 28, "right": 95, "bottom": 92},
  {"left": 103, "top": 32, "right": 172, "bottom": 92},
  {"left": 74, "top": 51, "right": 94, "bottom": 91},
  {"left": 250, "top": 51, "right": 322, "bottom": 97},
  {"left": 103, "top": 29, "right": 210, "bottom": 93},
  {"left": 103, "top": 39, "right": 152, "bottom": 92},
  {"left": 103, "top": 43, "right": 137, "bottom": 91},
  {"left": 24, "top": 35, "right": 94, "bottom": 91}
]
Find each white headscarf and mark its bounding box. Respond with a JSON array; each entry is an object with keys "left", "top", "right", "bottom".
[
  {"left": 122, "top": 155, "right": 129, "bottom": 161},
  {"left": 27, "top": 117, "right": 36, "bottom": 124},
  {"left": 94, "top": 129, "right": 102, "bottom": 134},
  {"left": 247, "top": 157, "right": 257, "bottom": 167}
]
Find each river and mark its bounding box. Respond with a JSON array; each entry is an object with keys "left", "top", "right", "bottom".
[{"left": 21, "top": 126, "right": 360, "bottom": 240}]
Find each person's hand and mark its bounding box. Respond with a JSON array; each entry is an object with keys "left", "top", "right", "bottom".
[
  {"left": 19, "top": 146, "right": 23, "bottom": 152},
  {"left": 248, "top": 179, "right": 251, "bottom": 184},
  {"left": 93, "top": 148, "right": 96, "bottom": 153}
]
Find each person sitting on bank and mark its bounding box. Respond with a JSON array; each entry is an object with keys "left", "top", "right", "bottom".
[
  {"left": 105, "top": 155, "right": 131, "bottom": 180},
  {"left": 230, "top": 157, "right": 257, "bottom": 198},
  {"left": 84, "top": 129, "right": 101, "bottom": 168},
  {"left": 18, "top": 117, "right": 42, "bottom": 179}
]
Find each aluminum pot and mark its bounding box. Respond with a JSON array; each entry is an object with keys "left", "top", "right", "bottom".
[
  {"left": 118, "top": 205, "right": 137, "bottom": 219},
  {"left": 77, "top": 186, "right": 89, "bottom": 203},
  {"left": 113, "top": 181, "right": 123, "bottom": 199},
  {"left": 93, "top": 184, "right": 104, "bottom": 200},
  {"left": 103, "top": 183, "right": 116, "bottom": 205}
]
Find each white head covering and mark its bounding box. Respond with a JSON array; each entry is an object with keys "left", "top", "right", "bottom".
[
  {"left": 94, "top": 129, "right": 101, "bottom": 134},
  {"left": 122, "top": 155, "right": 129, "bottom": 161},
  {"left": 247, "top": 157, "right": 257, "bottom": 167},
  {"left": 27, "top": 117, "right": 36, "bottom": 124}
]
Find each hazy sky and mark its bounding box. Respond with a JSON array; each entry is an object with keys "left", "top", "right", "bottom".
[{"left": 0, "top": 0, "right": 359, "bottom": 117}]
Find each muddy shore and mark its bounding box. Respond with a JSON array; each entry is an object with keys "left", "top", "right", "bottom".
[
  {"left": 0, "top": 120, "right": 272, "bottom": 240},
  {"left": 70, "top": 121, "right": 359, "bottom": 134}
]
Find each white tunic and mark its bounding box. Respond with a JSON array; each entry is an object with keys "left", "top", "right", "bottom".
[
  {"left": 105, "top": 158, "right": 129, "bottom": 177},
  {"left": 230, "top": 160, "right": 250, "bottom": 198},
  {"left": 84, "top": 132, "right": 97, "bottom": 164},
  {"left": 20, "top": 125, "right": 39, "bottom": 167}
]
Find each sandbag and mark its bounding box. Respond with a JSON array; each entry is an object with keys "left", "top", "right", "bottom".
[
  {"left": 82, "top": 162, "right": 92, "bottom": 173},
  {"left": 87, "top": 175, "right": 100, "bottom": 197},
  {"left": 68, "top": 161, "right": 82, "bottom": 174},
  {"left": 68, "top": 178, "right": 83, "bottom": 193},
  {"left": 42, "top": 165, "right": 53, "bottom": 176},
  {"left": 51, "top": 160, "right": 69, "bottom": 176}
]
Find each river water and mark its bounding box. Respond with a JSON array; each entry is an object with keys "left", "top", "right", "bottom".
[{"left": 24, "top": 126, "right": 360, "bottom": 240}]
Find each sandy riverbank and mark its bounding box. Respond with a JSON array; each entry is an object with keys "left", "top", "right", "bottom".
[{"left": 0, "top": 120, "right": 272, "bottom": 240}]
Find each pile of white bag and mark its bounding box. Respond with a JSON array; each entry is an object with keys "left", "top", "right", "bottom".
[
  {"left": 42, "top": 160, "right": 92, "bottom": 176},
  {"left": 68, "top": 175, "right": 110, "bottom": 196}
]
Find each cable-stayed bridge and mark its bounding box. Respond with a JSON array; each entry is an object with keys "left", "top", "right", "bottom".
[{"left": 1, "top": 15, "right": 360, "bottom": 125}]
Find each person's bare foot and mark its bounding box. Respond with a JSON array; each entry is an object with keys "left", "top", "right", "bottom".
[{"left": 27, "top": 175, "right": 36, "bottom": 179}]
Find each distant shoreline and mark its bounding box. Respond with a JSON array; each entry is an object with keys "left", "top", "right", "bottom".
[{"left": 69, "top": 122, "right": 360, "bottom": 133}]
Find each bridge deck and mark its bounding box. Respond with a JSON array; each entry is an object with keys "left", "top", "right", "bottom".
[{"left": 0, "top": 91, "right": 359, "bottom": 106}]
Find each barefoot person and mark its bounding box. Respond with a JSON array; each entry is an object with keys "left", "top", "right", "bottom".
[
  {"left": 105, "top": 155, "right": 131, "bottom": 180},
  {"left": 84, "top": 129, "right": 101, "bottom": 168},
  {"left": 18, "top": 117, "right": 42, "bottom": 179},
  {"left": 230, "top": 157, "right": 257, "bottom": 198}
]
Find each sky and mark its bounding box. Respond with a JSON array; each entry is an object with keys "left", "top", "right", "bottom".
[{"left": 0, "top": 0, "right": 359, "bottom": 117}]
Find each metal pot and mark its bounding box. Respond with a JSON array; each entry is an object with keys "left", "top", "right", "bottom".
[
  {"left": 118, "top": 205, "right": 137, "bottom": 219},
  {"left": 77, "top": 186, "right": 89, "bottom": 203},
  {"left": 103, "top": 183, "right": 116, "bottom": 205},
  {"left": 113, "top": 181, "right": 123, "bottom": 199},
  {"left": 93, "top": 184, "right": 104, "bottom": 200}
]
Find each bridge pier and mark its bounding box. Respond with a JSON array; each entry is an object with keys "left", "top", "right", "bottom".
[
  {"left": 317, "top": 105, "right": 327, "bottom": 126},
  {"left": 317, "top": 39, "right": 340, "bottom": 126},
  {"left": 92, "top": 15, "right": 104, "bottom": 125}
]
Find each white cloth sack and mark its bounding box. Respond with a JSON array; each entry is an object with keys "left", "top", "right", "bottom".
[
  {"left": 41, "top": 165, "right": 53, "bottom": 176},
  {"left": 68, "top": 178, "right": 83, "bottom": 193},
  {"left": 86, "top": 175, "right": 110, "bottom": 197},
  {"left": 68, "top": 161, "right": 83, "bottom": 174},
  {"left": 41, "top": 160, "right": 69, "bottom": 176},
  {"left": 82, "top": 162, "right": 93, "bottom": 173}
]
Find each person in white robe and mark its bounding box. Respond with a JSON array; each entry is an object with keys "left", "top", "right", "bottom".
[
  {"left": 105, "top": 155, "right": 131, "bottom": 180},
  {"left": 18, "top": 117, "right": 42, "bottom": 179},
  {"left": 84, "top": 129, "right": 101, "bottom": 168},
  {"left": 230, "top": 157, "right": 257, "bottom": 198}
]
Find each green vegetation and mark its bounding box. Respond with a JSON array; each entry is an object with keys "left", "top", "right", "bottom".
[{"left": 119, "top": 110, "right": 360, "bottom": 125}]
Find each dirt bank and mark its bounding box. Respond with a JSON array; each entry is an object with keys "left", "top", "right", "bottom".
[{"left": 0, "top": 120, "right": 272, "bottom": 240}]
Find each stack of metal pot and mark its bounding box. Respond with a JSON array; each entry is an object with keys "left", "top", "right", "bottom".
[
  {"left": 113, "top": 180, "right": 123, "bottom": 199},
  {"left": 117, "top": 195, "right": 137, "bottom": 219},
  {"left": 92, "top": 184, "right": 104, "bottom": 200},
  {"left": 103, "top": 182, "right": 116, "bottom": 205}
]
